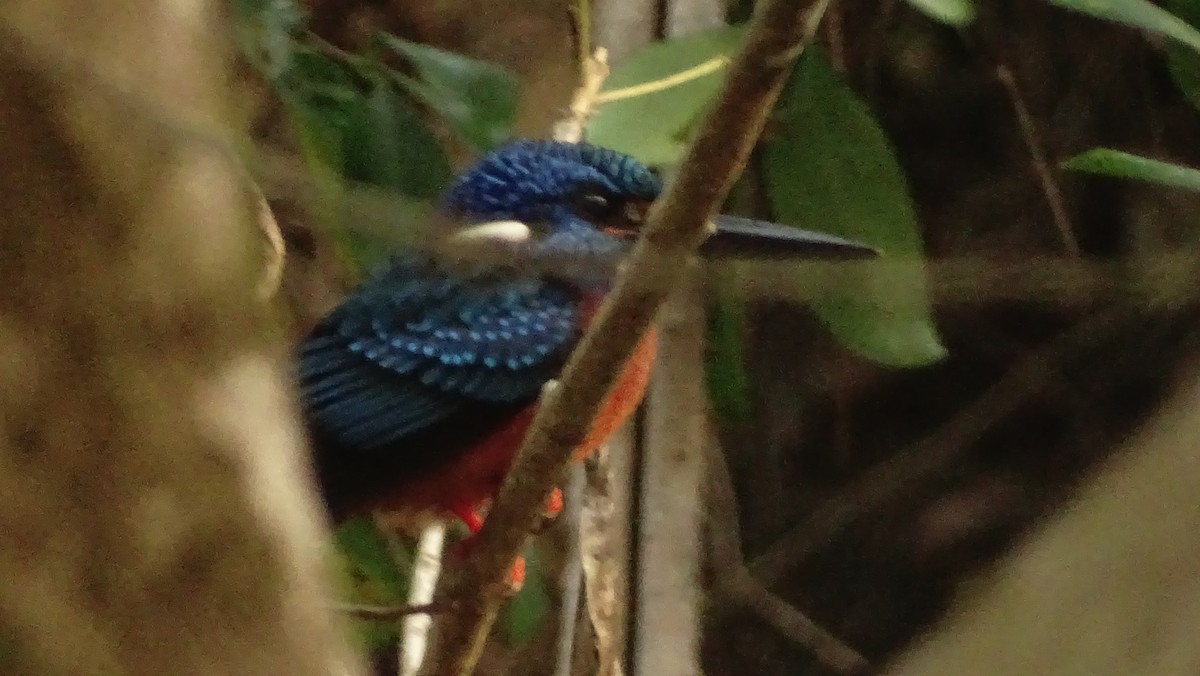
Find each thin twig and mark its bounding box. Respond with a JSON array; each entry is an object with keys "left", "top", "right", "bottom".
[
  {"left": 595, "top": 56, "right": 730, "bottom": 103},
  {"left": 706, "top": 432, "right": 869, "bottom": 673},
  {"left": 336, "top": 602, "right": 450, "bottom": 621},
  {"left": 744, "top": 305, "right": 1133, "bottom": 590},
  {"left": 995, "top": 64, "right": 1080, "bottom": 257},
  {"left": 253, "top": 188, "right": 285, "bottom": 301},
  {"left": 626, "top": 8, "right": 724, "bottom": 675},
  {"left": 554, "top": 464, "right": 587, "bottom": 676},
  {"left": 430, "top": 2, "right": 836, "bottom": 674},
  {"left": 580, "top": 442, "right": 631, "bottom": 676},
  {"left": 567, "top": 0, "right": 592, "bottom": 79},
  {"left": 555, "top": 14, "right": 611, "bottom": 675},
  {"left": 553, "top": 48, "right": 611, "bottom": 144},
  {"left": 632, "top": 270, "right": 709, "bottom": 676}
]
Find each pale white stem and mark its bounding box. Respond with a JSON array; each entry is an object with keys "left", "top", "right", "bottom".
[
  {"left": 632, "top": 271, "right": 708, "bottom": 676},
  {"left": 400, "top": 522, "right": 446, "bottom": 676}
]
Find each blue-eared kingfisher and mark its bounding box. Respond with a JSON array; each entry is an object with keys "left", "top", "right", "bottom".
[{"left": 298, "top": 140, "right": 875, "bottom": 584}]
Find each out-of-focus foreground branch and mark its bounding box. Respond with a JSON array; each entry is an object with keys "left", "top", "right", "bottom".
[
  {"left": 883, "top": 361, "right": 1200, "bottom": 676},
  {"left": 0, "top": 2, "right": 362, "bottom": 674}
]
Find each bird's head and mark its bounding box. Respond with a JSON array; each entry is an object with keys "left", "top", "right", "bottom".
[{"left": 440, "top": 140, "right": 875, "bottom": 282}]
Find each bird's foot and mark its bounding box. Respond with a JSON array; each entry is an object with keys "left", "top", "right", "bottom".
[
  {"left": 446, "top": 535, "right": 526, "bottom": 595},
  {"left": 447, "top": 504, "right": 526, "bottom": 595},
  {"left": 445, "top": 490, "right": 563, "bottom": 594},
  {"left": 532, "top": 487, "right": 564, "bottom": 534}
]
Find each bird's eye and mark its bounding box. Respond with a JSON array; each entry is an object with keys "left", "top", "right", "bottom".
[{"left": 570, "top": 189, "right": 622, "bottom": 222}]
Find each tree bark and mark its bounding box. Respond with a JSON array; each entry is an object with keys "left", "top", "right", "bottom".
[{"left": 0, "top": 3, "right": 363, "bottom": 674}]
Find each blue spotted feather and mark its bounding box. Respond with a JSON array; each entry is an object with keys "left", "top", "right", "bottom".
[{"left": 299, "top": 256, "right": 581, "bottom": 455}]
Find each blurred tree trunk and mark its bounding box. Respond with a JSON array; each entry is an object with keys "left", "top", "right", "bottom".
[
  {"left": 0, "top": 2, "right": 363, "bottom": 674},
  {"left": 883, "top": 362, "right": 1200, "bottom": 676}
]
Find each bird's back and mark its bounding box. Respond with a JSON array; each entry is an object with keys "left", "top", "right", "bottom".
[{"left": 298, "top": 254, "right": 585, "bottom": 520}]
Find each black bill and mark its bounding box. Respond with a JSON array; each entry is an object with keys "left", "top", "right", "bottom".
[{"left": 700, "top": 214, "right": 879, "bottom": 259}]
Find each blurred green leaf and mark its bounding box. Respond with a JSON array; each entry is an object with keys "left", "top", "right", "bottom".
[
  {"left": 705, "top": 278, "right": 753, "bottom": 424},
  {"left": 764, "top": 50, "right": 945, "bottom": 367},
  {"left": 589, "top": 25, "right": 746, "bottom": 166},
  {"left": 1046, "top": 0, "right": 1200, "bottom": 54},
  {"left": 280, "top": 48, "right": 366, "bottom": 171},
  {"left": 904, "top": 0, "right": 976, "bottom": 25},
  {"left": 502, "top": 549, "right": 550, "bottom": 646},
  {"left": 379, "top": 33, "right": 520, "bottom": 150},
  {"left": 1062, "top": 147, "right": 1200, "bottom": 191},
  {"left": 344, "top": 77, "right": 453, "bottom": 199},
  {"left": 278, "top": 47, "right": 453, "bottom": 269},
  {"left": 335, "top": 517, "right": 408, "bottom": 599},
  {"left": 333, "top": 518, "right": 410, "bottom": 654},
  {"left": 232, "top": 0, "right": 304, "bottom": 80},
  {"left": 1166, "top": 0, "right": 1200, "bottom": 108},
  {"left": 338, "top": 76, "right": 453, "bottom": 269}
]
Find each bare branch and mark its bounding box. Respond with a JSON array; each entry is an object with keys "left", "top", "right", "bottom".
[
  {"left": 554, "top": 48, "right": 612, "bottom": 144},
  {"left": 631, "top": 272, "right": 709, "bottom": 676},
  {"left": 336, "top": 602, "right": 449, "bottom": 621},
  {"left": 994, "top": 64, "right": 1080, "bottom": 257},
  {"left": 745, "top": 306, "right": 1133, "bottom": 589},
  {"left": 707, "top": 431, "right": 869, "bottom": 674}
]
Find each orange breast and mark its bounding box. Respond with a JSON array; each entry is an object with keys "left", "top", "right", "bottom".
[{"left": 572, "top": 325, "right": 657, "bottom": 460}]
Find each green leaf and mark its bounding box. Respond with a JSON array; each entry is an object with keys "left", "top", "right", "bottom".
[
  {"left": 280, "top": 47, "right": 364, "bottom": 170},
  {"left": 1166, "top": 0, "right": 1200, "bottom": 108},
  {"left": 277, "top": 48, "right": 453, "bottom": 269},
  {"left": 904, "top": 0, "right": 976, "bottom": 25},
  {"left": 1045, "top": 0, "right": 1200, "bottom": 54},
  {"left": 588, "top": 24, "right": 746, "bottom": 166},
  {"left": 232, "top": 0, "right": 304, "bottom": 80},
  {"left": 379, "top": 33, "right": 520, "bottom": 150},
  {"left": 1062, "top": 148, "right": 1200, "bottom": 191},
  {"left": 338, "top": 77, "right": 452, "bottom": 268},
  {"left": 335, "top": 518, "right": 408, "bottom": 599},
  {"left": 764, "top": 49, "right": 945, "bottom": 367},
  {"left": 343, "top": 77, "right": 453, "bottom": 199},
  {"left": 502, "top": 549, "right": 550, "bottom": 646},
  {"left": 333, "top": 518, "right": 410, "bottom": 654}
]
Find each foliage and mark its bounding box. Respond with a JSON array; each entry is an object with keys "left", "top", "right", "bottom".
[
  {"left": 234, "top": 0, "right": 519, "bottom": 271},
  {"left": 1047, "top": 0, "right": 1200, "bottom": 53},
  {"left": 1061, "top": 1, "right": 1200, "bottom": 196},
  {"left": 593, "top": 23, "right": 944, "bottom": 401}
]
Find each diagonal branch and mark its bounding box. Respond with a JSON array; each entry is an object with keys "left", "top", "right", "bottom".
[
  {"left": 706, "top": 435, "right": 869, "bottom": 674},
  {"left": 430, "top": 1, "right": 836, "bottom": 674}
]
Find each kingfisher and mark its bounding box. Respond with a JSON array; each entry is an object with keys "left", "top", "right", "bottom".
[{"left": 298, "top": 139, "right": 875, "bottom": 586}]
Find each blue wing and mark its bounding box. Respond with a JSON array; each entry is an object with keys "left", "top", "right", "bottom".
[{"left": 298, "top": 255, "right": 582, "bottom": 458}]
